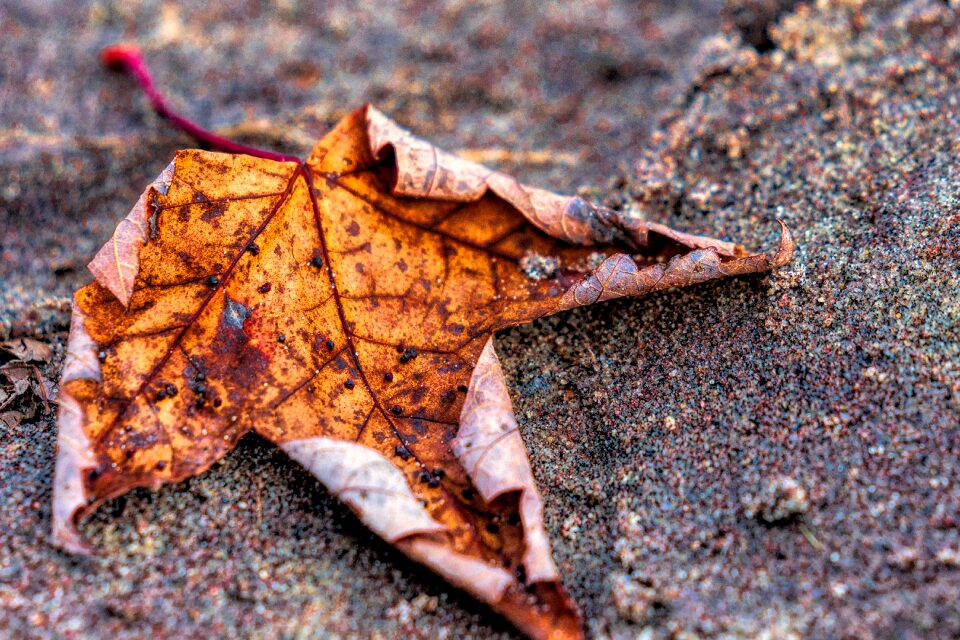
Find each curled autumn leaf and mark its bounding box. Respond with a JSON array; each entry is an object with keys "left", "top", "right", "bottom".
[{"left": 53, "top": 45, "right": 794, "bottom": 640}]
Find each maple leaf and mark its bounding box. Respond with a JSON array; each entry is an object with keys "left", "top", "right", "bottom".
[{"left": 53, "top": 45, "right": 793, "bottom": 640}]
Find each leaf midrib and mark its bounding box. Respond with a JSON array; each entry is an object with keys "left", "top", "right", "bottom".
[
  {"left": 98, "top": 158, "right": 514, "bottom": 563},
  {"left": 98, "top": 162, "right": 305, "bottom": 446}
]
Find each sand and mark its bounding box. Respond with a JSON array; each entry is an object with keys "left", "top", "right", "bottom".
[{"left": 1, "top": 1, "right": 958, "bottom": 638}]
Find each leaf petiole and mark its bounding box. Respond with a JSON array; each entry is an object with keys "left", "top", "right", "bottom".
[{"left": 101, "top": 44, "right": 302, "bottom": 164}]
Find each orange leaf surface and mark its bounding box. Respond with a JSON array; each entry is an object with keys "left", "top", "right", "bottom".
[{"left": 54, "top": 102, "right": 793, "bottom": 639}]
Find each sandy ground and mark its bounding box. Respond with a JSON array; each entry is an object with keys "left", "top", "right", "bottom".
[{"left": 1, "top": 1, "right": 958, "bottom": 638}]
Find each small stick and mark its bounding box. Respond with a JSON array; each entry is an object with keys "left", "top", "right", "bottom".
[{"left": 100, "top": 44, "right": 302, "bottom": 164}]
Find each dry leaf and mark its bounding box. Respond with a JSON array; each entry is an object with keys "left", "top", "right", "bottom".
[
  {"left": 54, "top": 53, "right": 793, "bottom": 640},
  {"left": 1, "top": 360, "right": 52, "bottom": 425},
  {"left": 1, "top": 337, "right": 54, "bottom": 363}
]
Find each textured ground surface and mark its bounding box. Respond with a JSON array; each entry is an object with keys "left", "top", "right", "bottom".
[{"left": 2, "top": 1, "right": 959, "bottom": 638}]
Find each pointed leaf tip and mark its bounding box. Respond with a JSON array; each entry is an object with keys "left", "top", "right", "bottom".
[{"left": 771, "top": 219, "right": 796, "bottom": 268}]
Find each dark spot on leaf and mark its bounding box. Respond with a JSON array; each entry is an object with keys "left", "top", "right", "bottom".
[
  {"left": 206, "top": 275, "right": 220, "bottom": 287},
  {"left": 258, "top": 283, "right": 272, "bottom": 293},
  {"left": 200, "top": 207, "right": 223, "bottom": 222}
]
